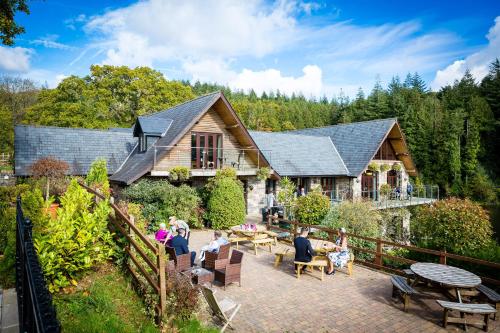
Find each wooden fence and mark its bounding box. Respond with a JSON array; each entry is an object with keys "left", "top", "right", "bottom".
[
  {"left": 267, "top": 217, "right": 500, "bottom": 287},
  {"left": 79, "top": 183, "right": 167, "bottom": 322}
]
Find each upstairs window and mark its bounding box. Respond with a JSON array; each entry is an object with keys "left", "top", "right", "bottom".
[{"left": 374, "top": 139, "right": 396, "bottom": 160}]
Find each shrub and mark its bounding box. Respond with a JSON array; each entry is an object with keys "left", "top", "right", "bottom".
[
  {"left": 295, "top": 192, "right": 330, "bottom": 225},
  {"left": 124, "top": 179, "right": 202, "bottom": 229},
  {"left": 165, "top": 274, "right": 200, "bottom": 323},
  {"left": 85, "top": 158, "right": 110, "bottom": 197},
  {"left": 411, "top": 198, "right": 493, "bottom": 254},
  {"left": 169, "top": 166, "right": 190, "bottom": 182},
  {"left": 30, "top": 156, "right": 69, "bottom": 201},
  {"left": 367, "top": 162, "right": 379, "bottom": 172},
  {"left": 379, "top": 184, "right": 392, "bottom": 197},
  {"left": 206, "top": 177, "right": 245, "bottom": 229},
  {"left": 463, "top": 166, "right": 497, "bottom": 203},
  {"left": 321, "top": 201, "right": 381, "bottom": 260},
  {"left": 34, "top": 179, "right": 114, "bottom": 292},
  {"left": 277, "top": 177, "right": 297, "bottom": 219}
]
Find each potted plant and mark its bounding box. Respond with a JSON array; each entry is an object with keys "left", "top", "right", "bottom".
[
  {"left": 256, "top": 167, "right": 271, "bottom": 181},
  {"left": 392, "top": 163, "right": 402, "bottom": 171},
  {"left": 379, "top": 184, "right": 392, "bottom": 199},
  {"left": 380, "top": 164, "right": 390, "bottom": 172},
  {"left": 367, "top": 162, "right": 379, "bottom": 174}
]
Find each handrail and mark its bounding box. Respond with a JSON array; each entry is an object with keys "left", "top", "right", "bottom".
[{"left": 268, "top": 217, "right": 500, "bottom": 286}]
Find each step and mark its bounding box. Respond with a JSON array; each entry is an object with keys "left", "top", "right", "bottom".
[{"left": 1, "top": 289, "right": 19, "bottom": 333}]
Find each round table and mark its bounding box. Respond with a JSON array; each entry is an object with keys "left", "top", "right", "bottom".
[{"left": 410, "top": 263, "right": 481, "bottom": 302}]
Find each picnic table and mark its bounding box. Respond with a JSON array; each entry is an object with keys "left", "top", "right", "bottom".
[
  {"left": 410, "top": 262, "right": 481, "bottom": 303},
  {"left": 229, "top": 224, "right": 274, "bottom": 255}
]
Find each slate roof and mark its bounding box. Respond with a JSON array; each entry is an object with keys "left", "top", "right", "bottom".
[
  {"left": 134, "top": 116, "right": 173, "bottom": 136},
  {"left": 110, "top": 91, "right": 221, "bottom": 184},
  {"left": 14, "top": 125, "right": 136, "bottom": 176},
  {"left": 289, "top": 118, "right": 397, "bottom": 177},
  {"left": 249, "top": 131, "right": 349, "bottom": 177}
]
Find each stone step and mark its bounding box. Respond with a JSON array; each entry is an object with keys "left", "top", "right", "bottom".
[{"left": 1, "top": 288, "right": 19, "bottom": 333}]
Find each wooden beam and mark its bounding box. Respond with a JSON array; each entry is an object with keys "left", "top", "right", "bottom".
[
  {"left": 225, "top": 124, "right": 240, "bottom": 129},
  {"left": 396, "top": 152, "right": 409, "bottom": 156}
]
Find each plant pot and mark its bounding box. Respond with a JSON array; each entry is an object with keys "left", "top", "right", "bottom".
[{"left": 44, "top": 203, "right": 59, "bottom": 220}]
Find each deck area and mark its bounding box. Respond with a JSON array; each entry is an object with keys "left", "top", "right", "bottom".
[
  {"left": 190, "top": 230, "right": 498, "bottom": 333},
  {"left": 370, "top": 197, "right": 437, "bottom": 209}
]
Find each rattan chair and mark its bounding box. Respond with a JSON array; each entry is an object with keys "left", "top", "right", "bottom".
[
  {"left": 165, "top": 246, "right": 191, "bottom": 272},
  {"left": 214, "top": 250, "right": 243, "bottom": 290},
  {"left": 204, "top": 243, "right": 231, "bottom": 271}
]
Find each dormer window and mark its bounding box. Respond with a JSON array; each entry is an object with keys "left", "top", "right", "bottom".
[
  {"left": 139, "top": 135, "right": 146, "bottom": 153},
  {"left": 133, "top": 116, "right": 173, "bottom": 153}
]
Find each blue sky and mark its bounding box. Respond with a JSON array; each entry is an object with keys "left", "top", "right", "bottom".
[{"left": 1, "top": 0, "right": 499, "bottom": 98}]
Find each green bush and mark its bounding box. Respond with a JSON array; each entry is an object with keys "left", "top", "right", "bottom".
[
  {"left": 277, "top": 177, "right": 297, "bottom": 219},
  {"left": 411, "top": 198, "right": 493, "bottom": 254},
  {"left": 379, "top": 184, "right": 392, "bottom": 197},
  {"left": 256, "top": 167, "right": 270, "bottom": 181},
  {"left": 85, "top": 158, "right": 110, "bottom": 197},
  {"left": 295, "top": 191, "right": 330, "bottom": 225},
  {"left": 34, "top": 179, "right": 114, "bottom": 292},
  {"left": 321, "top": 201, "right": 381, "bottom": 260},
  {"left": 206, "top": 177, "right": 245, "bottom": 229},
  {"left": 169, "top": 166, "right": 190, "bottom": 182},
  {"left": 124, "top": 179, "right": 202, "bottom": 229}
]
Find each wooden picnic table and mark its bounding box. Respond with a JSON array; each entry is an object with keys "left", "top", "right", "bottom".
[
  {"left": 410, "top": 262, "right": 481, "bottom": 303},
  {"left": 229, "top": 225, "right": 273, "bottom": 255}
]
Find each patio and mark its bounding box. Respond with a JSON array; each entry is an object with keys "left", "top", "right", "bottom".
[{"left": 190, "top": 230, "right": 499, "bottom": 333}]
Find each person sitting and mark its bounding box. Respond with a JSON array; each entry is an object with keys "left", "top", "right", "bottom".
[
  {"left": 326, "top": 227, "right": 350, "bottom": 275},
  {"left": 198, "top": 230, "right": 229, "bottom": 262},
  {"left": 170, "top": 228, "right": 196, "bottom": 267},
  {"left": 293, "top": 227, "right": 315, "bottom": 272},
  {"left": 169, "top": 216, "right": 190, "bottom": 243},
  {"left": 155, "top": 222, "right": 173, "bottom": 244}
]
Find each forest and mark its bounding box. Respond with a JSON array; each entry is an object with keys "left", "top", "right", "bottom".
[{"left": 1, "top": 60, "right": 499, "bottom": 202}]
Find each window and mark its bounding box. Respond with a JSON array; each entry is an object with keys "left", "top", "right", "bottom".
[
  {"left": 191, "top": 132, "right": 222, "bottom": 169},
  {"left": 139, "top": 135, "right": 146, "bottom": 153},
  {"left": 321, "top": 177, "right": 335, "bottom": 198},
  {"left": 374, "top": 139, "right": 397, "bottom": 160}
]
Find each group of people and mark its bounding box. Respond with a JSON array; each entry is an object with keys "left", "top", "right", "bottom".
[
  {"left": 294, "top": 226, "right": 349, "bottom": 275},
  {"left": 155, "top": 216, "right": 228, "bottom": 267}
]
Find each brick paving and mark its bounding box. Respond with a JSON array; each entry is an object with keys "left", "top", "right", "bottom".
[{"left": 190, "top": 230, "right": 499, "bottom": 333}]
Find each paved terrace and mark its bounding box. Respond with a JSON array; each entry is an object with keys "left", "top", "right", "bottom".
[{"left": 190, "top": 230, "right": 499, "bottom": 333}]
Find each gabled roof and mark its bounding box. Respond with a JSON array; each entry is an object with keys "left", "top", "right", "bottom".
[
  {"left": 14, "top": 125, "right": 136, "bottom": 176},
  {"left": 249, "top": 131, "right": 349, "bottom": 177},
  {"left": 289, "top": 118, "right": 398, "bottom": 177},
  {"left": 133, "top": 116, "right": 173, "bottom": 137}
]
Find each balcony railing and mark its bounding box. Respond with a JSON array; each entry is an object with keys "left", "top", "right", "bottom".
[
  {"left": 152, "top": 145, "right": 270, "bottom": 175},
  {"left": 324, "top": 184, "right": 439, "bottom": 209}
]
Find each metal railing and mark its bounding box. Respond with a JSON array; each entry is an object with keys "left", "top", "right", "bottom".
[
  {"left": 16, "top": 197, "right": 60, "bottom": 333},
  {"left": 152, "top": 145, "right": 269, "bottom": 172}
]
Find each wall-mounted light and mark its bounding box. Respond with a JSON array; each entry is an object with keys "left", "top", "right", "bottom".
[{"left": 356, "top": 179, "right": 360, "bottom": 183}]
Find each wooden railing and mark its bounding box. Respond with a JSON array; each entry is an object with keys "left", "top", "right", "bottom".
[
  {"left": 79, "top": 183, "right": 167, "bottom": 322},
  {"left": 267, "top": 217, "right": 500, "bottom": 287}
]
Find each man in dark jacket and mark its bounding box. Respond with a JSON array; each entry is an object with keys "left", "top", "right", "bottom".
[
  {"left": 170, "top": 228, "right": 196, "bottom": 266},
  {"left": 293, "top": 227, "right": 315, "bottom": 271}
]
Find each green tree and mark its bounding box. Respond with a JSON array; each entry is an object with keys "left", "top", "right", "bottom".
[
  {"left": 206, "top": 176, "right": 246, "bottom": 230},
  {"left": 0, "top": 0, "right": 29, "bottom": 45},
  {"left": 295, "top": 191, "right": 330, "bottom": 225}
]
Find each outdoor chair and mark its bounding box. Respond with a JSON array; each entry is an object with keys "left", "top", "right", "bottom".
[
  {"left": 204, "top": 243, "right": 231, "bottom": 271},
  {"left": 165, "top": 246, "right": 191, "bottom": 273},
  {"left": 214, "top": 250, "right": 243, "bottom": 290},
  {"left": 202, "top": 285, "right": 241, "bottom": 332}
]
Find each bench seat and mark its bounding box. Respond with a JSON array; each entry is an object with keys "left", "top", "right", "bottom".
[
  {"left": 294, "top": 259, "right": 328, "bottom": 281},
  {"left": 391, "top": 275, "right": 416, "bottom": 312},
  {"left": 228, "top": 237, "right": 249, "bottom": 250},
  {"left": 274, "top": 249, "right": 295, "bottom": 267},
  {"left": 477, "top": 284, "right": 500, "bottom": 320},
  {"left": 251, "top": 238, "right": 273, "bottom": 255},
  {"left": 436, "top": 300, "right": 496, "bottom": 331}
]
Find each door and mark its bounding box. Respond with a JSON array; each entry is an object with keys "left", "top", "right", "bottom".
[
  {"left": 361, "top": 172, "right": 377, "bottom": 199},
  {"left": 191, "top": 132, "right": 222, "bottom": 169},
  {"left": 387, "top": 170, "right": 398, "bottom": 188},
  {"left": 321, "top": 177, "right": 335, "bottom": 199}
]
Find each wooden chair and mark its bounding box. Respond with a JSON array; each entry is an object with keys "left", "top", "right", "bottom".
[
  {"left": 204, "top": 243, "right": 231, "bottom": 271},
  {"left": 214, "top": 250, "right": 243, "bottom": 290},
  {"left": 201, "top": 286, "right": 241, "bottom": 332},
  {"left": 294, "top": 257, "right": 328, "bottom": 281},
  {"left": 165, "top": 246, "right": 191, "bottom": 272}
]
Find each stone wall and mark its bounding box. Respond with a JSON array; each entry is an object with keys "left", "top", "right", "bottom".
[{"left": 246, "top": 176, "right": 266, "bottom": 217}]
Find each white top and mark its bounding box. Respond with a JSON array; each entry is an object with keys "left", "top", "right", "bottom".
[{"left": 410, "top": 263, "right": 481, "bottom": 288}]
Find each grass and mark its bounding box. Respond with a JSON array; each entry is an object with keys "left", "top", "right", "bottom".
[
  {"left": 54, "top": 264, "right": 159, "bottom": 333},
  {"left": 54, "top": 263, "right": 219, "bottom": 333}
]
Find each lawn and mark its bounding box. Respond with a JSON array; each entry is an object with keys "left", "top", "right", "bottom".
[{"left": 54, "top": 263, "right": 218, "bottom": 333}]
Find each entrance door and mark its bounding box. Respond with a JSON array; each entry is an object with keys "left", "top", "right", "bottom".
[
  {"left": 387, "top": 170, "right": 398, "bottom": 188},
  {"left": 361, "top": 172, "right": 377, "bottom": 199},
  {"left": 321, "top": 177, "right": 335, "bottom": 199},
  {"left": 191, "top": 132, "right": 222, "bottom": 169}
]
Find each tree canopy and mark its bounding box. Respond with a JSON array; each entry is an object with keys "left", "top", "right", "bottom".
[{"left": 0, "top": 0, "right": 29, "bottom": 45}]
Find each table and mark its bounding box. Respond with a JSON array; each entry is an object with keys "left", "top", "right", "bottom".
[
  {"left": 189, "top": 267, "right": 214, "bottom": 285},
  {"left": 229, "top": 224, "right": 274, "bottom": 254},
  {"left": 410, "top": 263, "right": 481, "bottom": 303}
]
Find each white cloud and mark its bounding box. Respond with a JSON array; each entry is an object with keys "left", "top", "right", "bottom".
[
  {"left": 31, "top": 34, "right": 75, "bottom": 50},
  {"left": 85, "top": 0, "right": 301, "bottom": 65},
  {"left": 0, "top": 46, "right": 32, "bottom": 72},
  {"left": 20, "top": 69, "right": 67, "bottom": 88},
  {"left": 431, "top": 16, "right": 500, "bottom": 90}
]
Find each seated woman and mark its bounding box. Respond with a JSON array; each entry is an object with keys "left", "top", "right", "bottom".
[
  {"left": 326, "top": 227, "right": 349, "bottom": 275},
  {"left": 198, "top": 230, "right": 229, "bottom": 262},
  {"left": 155, "top": 222, "right": 173, "bottom": 244}
]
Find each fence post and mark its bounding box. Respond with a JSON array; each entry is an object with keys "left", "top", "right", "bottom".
[
  {"left": 267, "top": 213, "right": 272, "bottom": 229},
  {"left": 157, "top": 243, "right": 166, "bottom": 320},
  {"left": 439, "top": 250, "right": 447, "bottom": 265},
  {"left": 375, "top": 238, "right": 383, "bottom": 266}
]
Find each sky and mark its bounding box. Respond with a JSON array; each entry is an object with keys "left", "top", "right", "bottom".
[{"left": 1, "top": 0, "right": 499, "bottom": 98}]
